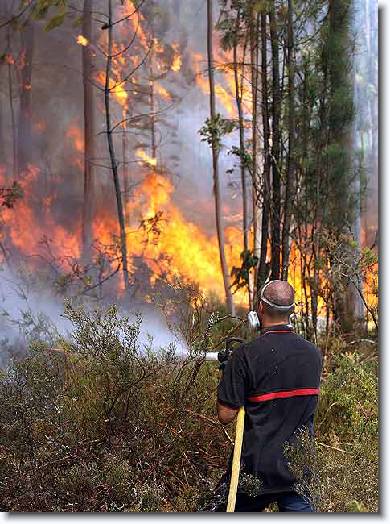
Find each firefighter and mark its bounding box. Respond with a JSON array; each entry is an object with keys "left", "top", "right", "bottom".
[{"left": 216, "top": 280, "right": 323, "bottom": 512}]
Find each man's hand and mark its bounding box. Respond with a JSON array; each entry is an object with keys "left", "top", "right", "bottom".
[
  {"left": 217, "top": 400, "right": 239, "bottom": 425},
  {"left": 217, "top": 348, "right": 230, "bottom": 372}
]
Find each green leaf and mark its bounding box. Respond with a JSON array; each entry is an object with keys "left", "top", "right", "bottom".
[{"left": 44, "top": 11, "right": 66, "bottom": 31}]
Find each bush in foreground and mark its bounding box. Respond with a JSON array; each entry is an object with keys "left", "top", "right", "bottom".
[{"left": 0, "top": 305, "right": 378, "bottom": 512}]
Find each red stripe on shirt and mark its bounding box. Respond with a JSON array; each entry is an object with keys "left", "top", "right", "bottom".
[{"left": 248, "top": 388, "right": 319, "bottom": 403}]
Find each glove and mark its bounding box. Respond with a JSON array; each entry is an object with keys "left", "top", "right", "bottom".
[
  {"left": 217, "top": 348, "right": 231, "bottom": 372},
  {"left": 217, "top": 338, "right": 245, "bottom": 373}
]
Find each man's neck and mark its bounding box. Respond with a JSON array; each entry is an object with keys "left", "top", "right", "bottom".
[{"left": 262, "top": 319, "right": 290, "bottom": 329}]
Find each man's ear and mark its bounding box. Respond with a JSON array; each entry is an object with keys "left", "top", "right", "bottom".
[{"left": 258, "top": 302, "right": 264, "bottom": 317}]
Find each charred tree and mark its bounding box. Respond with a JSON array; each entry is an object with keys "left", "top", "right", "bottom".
[
  {"left": 269, "top": 5, "right": 281, "bottom": 280},
  {"left": 5, "top": 27, "right": 17, "bottom": 176},
  {"left": 81, "top": 0, "right": 95, "bottom": 258},
  {"left": 281, "top": 0, "right": 295, "bottom": 281},
  {"left": 258, "top": 12, "right": 271, "bottom": 290},
  {"left": 206, "top": 0, "right": 234, "bottom": 315},
  {"left": 104, "top": 0, "right": 129, "bottom": 291},
  {"left": 233, "top": 16, "right": 249, "bottom": 256},
  {"left": 250, "top": 8, "right": 261, "bottom": 304},
  {"left": 17, "top": 19, "right": 34, "bottom": 176}
]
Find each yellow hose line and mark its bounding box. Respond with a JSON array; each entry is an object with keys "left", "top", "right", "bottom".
[{"left": 226, "top": 406, "right": 245, "bottom": 512}]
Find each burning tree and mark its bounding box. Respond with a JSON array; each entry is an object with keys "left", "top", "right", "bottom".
[{"left": 0, "top": 0, "right": 378, "bottom": 333}]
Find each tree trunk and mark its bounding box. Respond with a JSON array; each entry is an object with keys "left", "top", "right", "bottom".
[
  {"left": 258, "top": 12, "right": 271, "bottom": 291},
  {"left": 281, "top": 0, "right": 295, "bottom": 280},
  {"left": 233, "top": 14, "right": 250, "bottom": 307},
  {"left": 327, "top": 0, "right": 354, "bottom": 332},
  {"left": 17, "top": 20, "right": 34, "bottom": 176},
  {"left": 269, "top": 6, "right": 281, "bottom": 280},
  {"left": 5, "top": 27, "right": 17, "bottom": 176},
  {"left": 206, "top": 0, "right": 234, "bottom": 315},
  {"left": 105, "top": 0, "right": 129, "bottom": 291},
  {"left": 82, "top": 0, "right": 95, "bottom": 258},
  {"left": 233, "top": 22, "right": 249, "bottom": 255},
  {"left": 250, "top": 9, "right": 261, "bottom": 307}
]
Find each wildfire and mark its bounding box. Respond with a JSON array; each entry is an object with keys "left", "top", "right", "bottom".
[
  {"left": 119, "top": 172, "right": 247, "bottom": 304},
  {"left": 76, "top": 34, "right": 89, "bottom": 47},
  {"left": 155, "top": 82, "right": 171, "bottom": 100},
  {"left": 191, "top": 52, "right": 236, "bottom": 117},
  {"left": 171, "top": 43, "right": 182, "bottom": 72},
  {"left": 96, "top": 71, "right": 128, "bottom": 107},
  {"left": 0, "top": 165, "right": 81, "bottom": 260},
  {"left": 66, "top": 125, "right": 84, "bottom": 153},
  {"left": 136, "top": 150, "right": 157, "bottom": 167}
]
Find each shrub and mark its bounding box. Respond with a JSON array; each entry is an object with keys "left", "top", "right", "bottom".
[{"left": 0, "top": 304, "right": 379, "bottom": 512}]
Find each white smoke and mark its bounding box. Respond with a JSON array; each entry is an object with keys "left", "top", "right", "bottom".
[{"left": 0, "top": 268, "right": 188, "bottom": 367}]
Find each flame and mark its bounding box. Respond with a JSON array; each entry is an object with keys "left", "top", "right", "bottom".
[
  {"left": 0, "top": 0, "right": 375, "bottom": 322},
  {"left": 136, "top": 150, "right": 157, "bottom": 167},
  {"left": 66, "top": 125, "right": 84, "bottom": 153},
  {"left": 0, "top": 165, "right": 81, "bottom": 259},
  {"left": 76, "top": 34, "right": 89, "bottom": 47},
  {"left": 4, "top": 53, "right": 15, "bottom": 65},
  {"left": 119, "top": 172, "right": 246, "bottom": 303},
  {"left": 171, "top": 43, "right": 182, "bottom": 72},
  {"left": 155, "top": 82, "right": 171, "bottom": 100},
  {"left": 96, "top": 71, "right": 128, "bottom": 108},
  {"left": 191, "top": 52, "right": 236, "bottom": 117}
]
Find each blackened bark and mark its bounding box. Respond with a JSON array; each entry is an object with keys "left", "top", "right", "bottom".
[
  {"left": 281, "top": 0, "right": 295, "bottom": 280},
  {"left": 17, "top": 20, "right": 34, "bottom": 176},
  {"left": 233, "top": 19, "right": 249, "bottom": 256},
  {"left": 206, "top": 0, "right": 234, "bottom": 315},
  {"left": 82, "top": 0, "right": 95, "bottom": 258},
  {"left": 258, "top": 13, "right": 271, "bottom": 291},
  {"left": 105, "top": 0, "right": 129, "bottom": 290},
  {"left": 269, "top": 6, "right": 281, "bottom": 280}
]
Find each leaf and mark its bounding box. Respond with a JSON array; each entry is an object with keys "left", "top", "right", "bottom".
[{"left": 44, "top": 11, "right": 66, "bottom": 31}]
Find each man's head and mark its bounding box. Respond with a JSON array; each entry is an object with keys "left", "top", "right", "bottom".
[{"left": 258, "top": 280, "right": 295, "bottom": 326}]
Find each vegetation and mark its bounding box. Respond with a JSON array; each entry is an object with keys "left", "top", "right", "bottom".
[
  {"left": 0, "top": 0, "right": 378, "bottom": 514},
  {"left": 0, "top": 302, "right": 378, "bottom": 512}
]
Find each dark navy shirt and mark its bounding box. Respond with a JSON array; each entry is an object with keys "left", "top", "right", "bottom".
[{"left": 217, "top": 324, "right": 323, "bottom": 494}]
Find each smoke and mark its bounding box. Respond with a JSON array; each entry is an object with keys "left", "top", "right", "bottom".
[{"left": 0, "top": 267, "right": 189, "bottom": 368}]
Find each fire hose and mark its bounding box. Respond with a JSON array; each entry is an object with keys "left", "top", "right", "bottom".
[{"left": 226, "top": 405, "right": 245, "bottom": 512}]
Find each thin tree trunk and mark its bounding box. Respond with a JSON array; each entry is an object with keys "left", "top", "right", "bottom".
[
  {"left": 206, "top": 0, "right": 234, "bottom": 315},
  {"left": 281, "top": 0, "right": 295, "bottom": 280},
  {"left": 250, "top": 10, "right": 261, "bottom": 306},
  {"left": 232, "top": 15, "right": 250, "bottom": 308},
  {"left": 149, "top": 24, "right": 157, "bottom": 162},
  {"left": 233, "top": 23, "right": 249, "bottom": 255},
  {"left": 17, "top": 20, "right": 34, "bottom": 176},
  {"left": 269, "top": 6, "right": 281, "bottom": 280},
  {"left": 105, "top": 0, "right": 129, "bottom": 291},
  {"left": 258, "top": 12, "right": 271, "bottom": 290},
  {"left": 82, "top": 0, "right": 95, "bottom": 258},
  {"left": 122, "top": 108, "right": 131, "bottom": 227},
  {"left": 6, "top": 27, "right": 17, "bottom": 178}
]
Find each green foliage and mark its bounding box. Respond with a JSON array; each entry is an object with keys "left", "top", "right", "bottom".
[
  {"left": 31, "top": 0, "right": 68, "bottom": 31},
  {"left": 0, "top": 303, "right": 229, "bottom": 512},
  {"left": 199, "top": 115, "right": 236, "bottom": 153},
  {"left": 230, "top": 145, "right": 252, "bottom": 170},
  {"left": 231, "top": 249, "right": 259, "bottom": 292},
  {"left": 0, "top": 302, "right": 378, "bottom": 512},
  {"left": 286, "top": 353, "right": 378, "bottom": 512}
]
